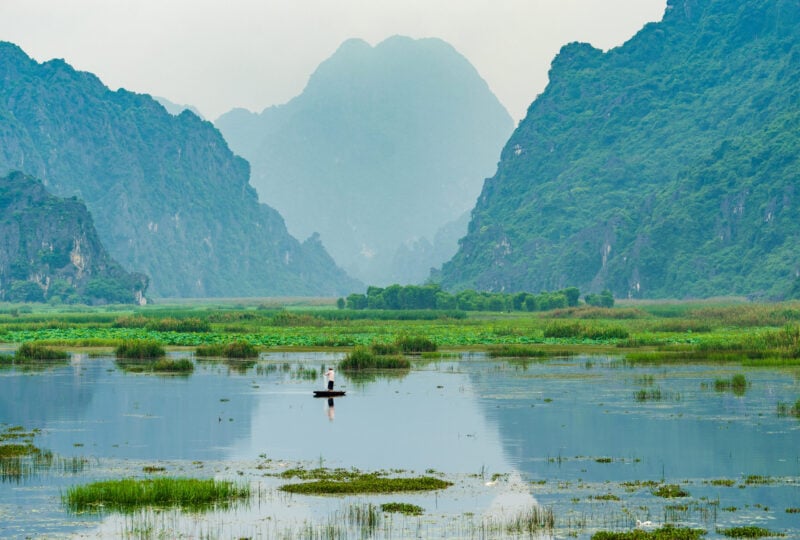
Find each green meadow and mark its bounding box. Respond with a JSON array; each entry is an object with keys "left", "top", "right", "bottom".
[{"left": 1, "top": 299, "right": 799, "bottom": 367}]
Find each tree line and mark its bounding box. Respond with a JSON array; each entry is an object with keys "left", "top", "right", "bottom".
[{"left": 339, "top": 284, "right": 613, "bottom": 312}]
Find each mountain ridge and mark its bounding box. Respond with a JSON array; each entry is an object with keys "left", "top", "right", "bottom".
[
  {"left": 216, "top": 35, "right": 513, "bottom": 285},
  {"left": 438, "top": 0, "right": 800, "bottom": 299},
  {"left": 0, "top": 41, "right": 360, "bottom": 297}
]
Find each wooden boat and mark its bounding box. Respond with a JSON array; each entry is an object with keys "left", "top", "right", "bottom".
[{"left": 313, "top": 390, "right": 346, "bottom": 397}]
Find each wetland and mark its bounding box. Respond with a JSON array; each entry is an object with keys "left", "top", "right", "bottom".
[{"left": 0, "top": 300, "right": 799, "bottom": 538}]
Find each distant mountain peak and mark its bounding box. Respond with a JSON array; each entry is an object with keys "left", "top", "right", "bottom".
[{"left": 216, "top": 35, "right": 513, "bottom": 285}]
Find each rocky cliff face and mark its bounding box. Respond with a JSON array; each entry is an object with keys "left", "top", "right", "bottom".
[
  {"left": 0, "top": 171, "right": 147, "bottom": 304},
  {"left": 439, "top": 0, "right": 800, "bottom": 299},
  {"left": 0, "top": 42, "right": 359, "bottom": 297},
  {"left": 216, "top": 36, "right": 513, "bottom": 286}
]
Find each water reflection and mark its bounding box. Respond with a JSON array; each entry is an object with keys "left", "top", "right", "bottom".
[{"left": 1, "top": 353, "right": 798, "bottom": 538}]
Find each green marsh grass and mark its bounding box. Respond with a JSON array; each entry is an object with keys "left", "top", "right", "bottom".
[
  {"left": 11, "top": 342, "right": 69, "bottom": 362},
  {"left": 115, "top": 340, "right": 165, "bottom": 359},
  {"left": 278, "top": 467, "right": 451, "bottom": 495},
  {"left": 195, "top": 341, "right": 259, "bottom": 358},
  {"left": 591, "top": 525, "right": 706, "bottom": 539},
  {"left": 63, "top": 477, "right": 250, "bottom": 513},
  {"left": 394, "top": 335, "right": 437, "bottom": 353},
  {"left": 380, "top": 502, "right": 424, "bottom": 515},
  {"left": 339, "top": 346, "right": 410, "bottom": 370},
  {"left": 488, "top": 344, "right": 577, "bottom": 358},
  {"left": 717, "top": 526, "right": 786, "bottom": 538},
  {"left": 652, "top": 484, "right": 689, "bottom": 498}
]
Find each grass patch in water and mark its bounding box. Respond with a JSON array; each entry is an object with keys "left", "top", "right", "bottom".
[
  {"left": 278, "top": 467, "right": 450, "bottom": 495},
  {"left": 115, "top": 340, "right": 165, "bottom": 359},
  {"left": 63, "top": 477, "right": 249, "bottom": 513},
  {"left": 12, "top": 342, "right": 69, "bottom": 362},
  {"left": 717, "top": 526, "right": 785, "bottom": 538},
  {"left": 714, "top": 374, "right": 748, "bottom": 395},
  {"left": 652, "top": 484, "right": 689, "bottom": 498},
  {"left": 195, "top": 341, "right": 259, "bottom": 358},
  {"left": 776, "top": 399, "right": 800, "bottom": 417},
  {"left": 592, "top": 525, "right": 706, "bottom": 539},
  {"left": 339, "top": 346, "right": 410, "bottom": 370},
  {"left": 380, "top": 502, "right": 424, "bottom": 515},
  {"left": 116, "top": 358, "right": 193, "bottom": 374},
  {"left": 488, "top": 344, "right": 577, "bottom": 358},
  {"left": 708, "top": 478, "right": 736, "bottom": 487}
]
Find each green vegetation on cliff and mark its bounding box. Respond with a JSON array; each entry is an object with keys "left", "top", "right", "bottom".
[
  {"left": 440, "top": 0, "right": 800, "bottom": 300},
  {"left": 0, "top": 43, "right": 359, "bottom": 297},
  {"left": 0, "top": 172, "right": 147, "bottom": 304}
]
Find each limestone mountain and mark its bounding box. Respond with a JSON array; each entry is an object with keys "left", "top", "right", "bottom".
[
  {"left": 439, "top": 0, "right": 800, "bottom": 300},
  {"left": 0, "top": 42, "right": 359, "bottom": 297},
  {"left": 216, "top": 36, "right": 513, "bottom": 286},
  {"left": 0, "top": 171, "right": 147, "bottom": 304}
]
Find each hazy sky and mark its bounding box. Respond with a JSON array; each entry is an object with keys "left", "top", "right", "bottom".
[{"left": 0, "top": 0, "right": 666, "bottom": 121}]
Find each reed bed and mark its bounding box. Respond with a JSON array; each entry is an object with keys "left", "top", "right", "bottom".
[
  {"left": 12, "top": 342, "right": 69, "bottom": 361},
  {"left": 195, "top": 341, "right": 259, "bottom": 358},
  {"left": 115, "top": 340, "right": 165, "bottom": 359}
]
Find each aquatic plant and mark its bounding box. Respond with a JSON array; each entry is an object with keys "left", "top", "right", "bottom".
[
  {"left": 339, "top": 346, "right": 410, "bottom": 370},
  {"left": 346, "top": 503, "right": 381, "bottom": 533},
  {"left": 279, "top": 469, "right": 451, "bottom": 495},
  {"left": 488, "top": 344, "right": 577, "bottom": 358},
  {"left": 151, "top": 358, "right": 194, "bottom": 373},
  {"left": 714, "top": 374, "right": 748, "bottom": 394},
  {"left": 394, "top": 335, "right": 437, "bottom": 353},
  {"left": 195, "top": 341, "right": 259, "bottom": 358},
  {"left": 115, "top": 339, "right": 165, "bottom": 359},
  {"left": 380, "top": 502, "right": 424, "bottom": 515},
  {"left": 12, "top": 341, "right": 69, "bottom": 361},
  {"left": 592, "top": 525, "right": 706, "bottom": 539},
  {"left": 63, "top": 477, "right": 250, "bottom": 513},
  {"left": 717, "top": 525, "right": 786, "bottom": 538},
  {"left": 652, "top": 484, "right": 689, "bottom": 498},
  {"left": 635, "top": 387, "right": 663, "bottom": 402}
]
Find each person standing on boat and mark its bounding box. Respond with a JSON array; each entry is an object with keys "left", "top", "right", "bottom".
[{"left": 325, "top": 367, "right": 335, "bottom": 391}]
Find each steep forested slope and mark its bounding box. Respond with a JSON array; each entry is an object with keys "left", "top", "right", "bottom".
[
  {"left": 0, "top": 42, "right": 359, "bottom": 297},
  {"left": 439, "top": 0, "right": 800, "bottom": 299},
  {"left": 216, "top": 36, "right": 513, "bottom": 285},
  {"left": 0, "top": 172, "right": 147, "bottom": 304}
]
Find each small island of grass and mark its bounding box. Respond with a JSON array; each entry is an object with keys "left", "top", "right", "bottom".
[
  {"left": 63, "top": 477, "right": 250, "bottom": 513},
  {"left": 278, "top": 467, "right": 451, "bottom": 495}
]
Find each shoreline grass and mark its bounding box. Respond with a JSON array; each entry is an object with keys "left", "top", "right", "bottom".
[{"left": 115, "top": 340, "right": 165, "bottom": 359}]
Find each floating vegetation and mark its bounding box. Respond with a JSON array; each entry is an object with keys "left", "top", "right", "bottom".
[
  {"left": 743, "top": 475, "right": 775, "bottom": 485},
  {"left": 339, "top": 346, "right": 410, "bottom": 370},
  {"left": 479, "top": 506, "right": 555, "bottom": 536},
  {"left": 195, "top": 341, "right": 259, "bottom": 358},
  {"left": 63, "top": 477, "right": 250, "bottom": 513},
  {"left": 278, "top": 467, "right": 451, "bottom": 495},
  {"left": 708, "top": 479, "right": 736, "bottom": 487},
  {"left": 115, "top": 339, "right": 165, "bottom": 359},
  {"left": 591, "top": 493, "right": 622, "bottom": 501},
  {"left": 652, "top": 484, "right": 689, "bottom": 498},
  {"left": 717, "top": 525, "right": 786, "bottom": 538},
  {"left": 380, "top": 502, "right": 424, "bottom": 515},
  {"left": 592, "top": 525, "right": 706, "bottom": 539}
]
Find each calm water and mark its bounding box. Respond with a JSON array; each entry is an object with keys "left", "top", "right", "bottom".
[{"left": 1, "top": 352, "right": 798, "bottom": 538}]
